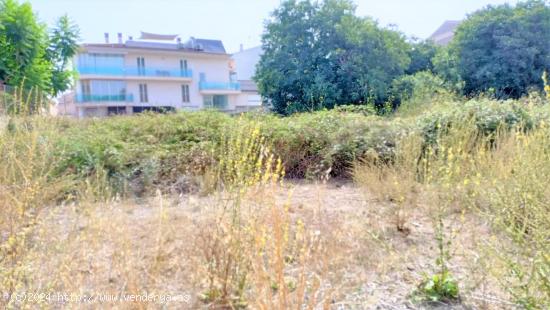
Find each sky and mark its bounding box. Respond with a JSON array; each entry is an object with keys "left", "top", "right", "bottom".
[{"left": 26, "top": 0, "right": 520, "bottom": 53}]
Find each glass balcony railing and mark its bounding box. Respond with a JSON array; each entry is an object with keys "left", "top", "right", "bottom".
[
  {"left": 76, "top": 93, "right": 134, "bottom": 103},
  {"left": 199, "top": 81, "right": 241, "bottom": 91},
  {"left": 78, "top": 66, "right": 193, "bottom": 78}
]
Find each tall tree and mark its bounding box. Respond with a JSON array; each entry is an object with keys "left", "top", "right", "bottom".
[
  {"left": 0, "top": 0, "right": 79, "bottom": 97},
  {"left": 0, "top": 0, "right": 50, "bottom": 91},
  {"left": 255, "top": 0, "right": 410, "bottom": 114},
  {"left": 451, "top": 0, "right": 550, "bottom": 98},
  {"left": 47, "top": 15, "right": 80, "bottom": 96}
]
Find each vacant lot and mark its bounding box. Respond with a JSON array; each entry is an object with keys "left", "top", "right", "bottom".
[
  {"left": 1, "top": 98, "right": 549, "bottom": 309},
  {"left": 7, "top": 182, "right": 507, "bottom": 309}
]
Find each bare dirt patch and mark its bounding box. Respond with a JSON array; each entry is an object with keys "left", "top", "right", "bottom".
[{"left": 21, "top": 181, "right": 510, "bottom": 309}]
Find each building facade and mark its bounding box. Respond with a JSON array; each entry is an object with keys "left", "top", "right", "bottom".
[
  {"left": 231, "top": 45, "right": 263, "bottom": 107},
  {"left": 72, "top": 32, "right": 260, "bottom": 117}
]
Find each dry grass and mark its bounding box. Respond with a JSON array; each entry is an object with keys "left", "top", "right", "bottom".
[
  {"left": 354, "top": 116, "right": 550, "bottom": 308},
  {"left": 1, "top": 112, "right": 549, "bottom": 309},
  {"left": 0, "top": 181, "right": 515, "bottom": 309}
]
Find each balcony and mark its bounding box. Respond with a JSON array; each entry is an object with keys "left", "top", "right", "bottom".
[
  {"left": 76, "top": 93, "right": 134, "bottom": 103},
  {"left": 199, "top": 81, "right": 241, "bottom": 94},
  {"left": 78, "top": 66, "right": 193, "bottom": 80}
]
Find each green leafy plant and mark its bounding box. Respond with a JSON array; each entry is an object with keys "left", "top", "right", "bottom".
[{"left": 417, "top": 271, "right": 459, "bottom": 302}]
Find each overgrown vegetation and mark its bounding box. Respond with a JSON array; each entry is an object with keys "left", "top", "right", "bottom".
[
  {"left": 1, "top": 0, "right": 549, "bottom": 308},
  {"left": 355, "top": 96, "right": 550, "bottom": 308},
  {"left": 1, "top": 91, "right": 549, "bottom": 307}
]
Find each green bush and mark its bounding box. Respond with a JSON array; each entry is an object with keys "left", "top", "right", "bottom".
[
  {"left": 260, "top": 111, "right": 407, "bottom": 178},
  {"left": 333, "top": 104, "right": 377, "bottom": 116},
  {"left": 391, "top": 71, "right": 458, "bottom": 117},
  {"left": 2, "top": 97, "right": 548, "bottom": 199},
  {"left": 417, "top": 99, "right": 540, "bottom": 145},
  {"left": 55, "top": 111, "right": 231, "bottom": 195},
  {"left": 391, "top": 71, "right": 450, "bottom": 103},
  {"left": 49, "top": 110, "right": 409, "bottom": 190}
]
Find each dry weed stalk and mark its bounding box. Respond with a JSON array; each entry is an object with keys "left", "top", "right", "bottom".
[
  {"left": 354, "top": 133, "right": 423, "bottom": 233},
  {"left": 195, "top": 121, "right": 332, "bottom": 308}
]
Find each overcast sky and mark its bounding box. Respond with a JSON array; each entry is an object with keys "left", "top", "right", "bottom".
[{"left": 27, "top": 0, "right": 520, "bottom": 53}]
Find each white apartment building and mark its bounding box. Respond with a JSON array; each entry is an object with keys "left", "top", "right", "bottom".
[{"left": 71, "top": 32, "right": 261, "bottom": 117}]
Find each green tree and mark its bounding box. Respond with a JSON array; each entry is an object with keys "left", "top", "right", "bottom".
[
  {"left": 47, "top": 15, "right": 80, "bottom": 96},
  {"left": 255, "top": 0, "right": 410, "bottom": 114},
  {"left": 452, "top": 0, "right": 550, "bottom": 98},
  {"left": 432, "top": 46, "right": 464, "bottom": 94},
  {"left": 0, "top": 0, "right": 50, "bottom": 91},
  {"left": 406, "top": 39, "right": 439, "bottom": 75},
  {"left": 0, "top": 0, "right": 79, "bottom": 97}
]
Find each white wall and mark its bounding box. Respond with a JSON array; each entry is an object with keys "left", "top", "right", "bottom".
[
  {"left": 232, "top": 46, "right": 262, "bottom": 80},
  {"left": 234, "top": 93, "right": 262, "bottom": 109},
  {"left": 78, "top": 106, "right": 108, "bottom": 118},
  {"left": 127, "top": 81, "right": 186, "bottom": 107}
]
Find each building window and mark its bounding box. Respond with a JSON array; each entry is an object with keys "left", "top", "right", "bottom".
[
  {"left": 79, "top": 80, "right": 126, "bottom": 102},
  {"left": 203, "top": 95, "right": 228, "bottom": 110},
  {"left": 139, "top": 84, "right": 148, "bottom": 103},
  {"left": 181, "top": 85, "right": 190, "bottom": 103},
  {"left": 137, "top": 57, "right": 145, "bottom": 75},
  {"left": 81, "top": 81, "right": 91, "bottom": 96},
  {"left": 78, "top": 53, "right": 124, "bottom": 74},
  {"left": 108, "top": 106, "right": 127, "bottom": 115},
  {"left": 230, "top": 71, "right": 237, "bottom": 83},
  {"left": 133, "top": 106, "right": 175, "bottom": 114},
  {"left": 180, "top": 59, "right": 188, "bottom": 76}
]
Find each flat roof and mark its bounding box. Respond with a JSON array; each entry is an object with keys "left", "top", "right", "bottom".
[{"left": 81, "top": 37, "right": 227, "bottom": 55}]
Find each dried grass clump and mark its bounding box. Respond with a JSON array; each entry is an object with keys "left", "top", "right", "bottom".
[{"left": 195, "top": 120, "right": 332, "bottom": 309}]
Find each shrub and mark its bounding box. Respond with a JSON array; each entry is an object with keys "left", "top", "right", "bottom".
[
  {"left": 333, "top": 104, "right": 376, "bottom": 116},
  {"left": 261, "top": 111, "right": 407, "bottom": 179},
  {"left": 391, "top": 71, "right": 451, "bottom": 104},
  {"left": 417, "top": 99, "right": 538, "bottom": 146},
  {"left": 56, "top": 111, "right": 231, "bottom": 196},
  {"left": 1, "top": 97, "right": 548, "bottom": 201}
]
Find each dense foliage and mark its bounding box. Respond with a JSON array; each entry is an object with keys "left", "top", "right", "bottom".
[
  {"left": 390, "top": 71, "right": 450, "bottom": 105},
  {"left": 451, "top": 0, "right": 550, "bottom": 98},
  {"left": 255, "top": 0, "right": 550, "bottom": 114},
  {"left": 405, "top": 39, "right": 438, "bottom": 75},
  {"left": 0, "top": 95, "right": 545, "bottom": 198},
  {"left": 255, "top": 0, "right": 410, "bottom": 114},
  {"left": 0, "top": 0, "right": 79, "bottom": 96}
]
